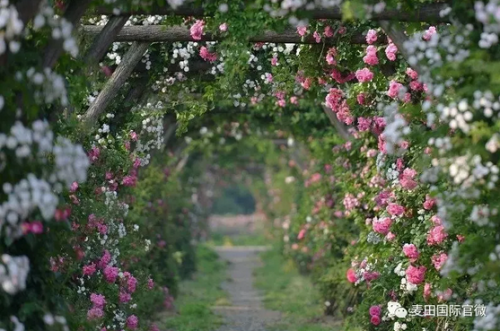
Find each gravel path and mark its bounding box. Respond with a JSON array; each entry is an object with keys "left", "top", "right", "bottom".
[{"left": 213, "top": 246, "right": 281, "bottom": 331}]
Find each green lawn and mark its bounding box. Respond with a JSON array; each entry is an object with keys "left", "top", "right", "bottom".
[
  {"left": 254, "top": 248, "right": 343, "bottom": 331},
  {"left": 161, "top": 245, "right": 228, "bottom": 331}
]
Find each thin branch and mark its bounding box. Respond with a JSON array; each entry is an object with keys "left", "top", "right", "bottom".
[
  {"left": 84, "top": 16, "right": 130, "bottom": 63},
  {"left": 82, "top": 42, "right": 150, "bottom": 127},
  {"left": 43, "top": 0, "right": 93, "bottom": 68},
  {"left": 80, "top": 25, "right": 371, "bottom": 44},
  {"left": 95, "top": 2, "right": 450, "bottom": 23}
]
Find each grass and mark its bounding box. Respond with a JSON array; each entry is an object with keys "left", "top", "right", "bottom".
[
  {"left": 161, "top": 245, "right": 228, "bottom": 331},
  {"left": 254, "top": 248, "right": 343, "bottom": 331},
  {"left": 207, "top": 231, "right": 270, "bottom": 247}
]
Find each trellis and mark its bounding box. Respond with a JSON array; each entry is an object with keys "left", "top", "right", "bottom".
[{"left": 13, "top": 1, "right": 445, "bottom": 137}]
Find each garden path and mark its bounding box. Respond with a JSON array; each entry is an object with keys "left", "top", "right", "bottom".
[{"left": 212, "top": 246, "right": 281, "bottom": 331}]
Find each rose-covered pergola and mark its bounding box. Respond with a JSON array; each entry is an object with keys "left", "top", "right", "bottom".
[{"left": 1, "top": 0, "right": 500, "bottom": 331}]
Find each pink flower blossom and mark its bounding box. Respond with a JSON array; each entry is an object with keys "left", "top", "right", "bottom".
[
  {"left": 190, "top": 20, "right": 204, "bottom": 40},
  {"left": 457, "top": 235, "right": 465, "bottom": 242},
  {"left": 385, "top": 43, "right": 398, "bottom": 61},
  {"left": 406, "top": 265, "right": 426, "bottom": 284},
  {"left": 324, "top": 26, "right": 334, "bottom": 37},
  {"left": 431, "top": 215, "right": 442, "bottom": 225},
  {"left": 406, "top": 68, "right": 419, "bottom": 80},
  {"left": 431, "top": 252, "right": 448, "bottom": 270},
  {"left": 271, "top": 56, "right": 278, "bottom": 66},
  {"left": 346, "top": 268, "right": 357, "bottom": 283},
  {"left": 313, "top": 31, "right": 321, "bottom": 43},
  {"left": 423, "top": 26, "right": 437, "bottom": 41},
  {"left": 355, "top": 68, "right": 374, "bottom": 83},
  {"left": 343, "top": 193, "right": 360, "bottom": 210},
  {"left": 103, "top": 266, "right": 119, "bottom": 283},
  {"left": 150, "top": 324, "right": 160, "bottom": 331},
  {"left": 424, "top": 283, "right": 432, "bottom": 301},
  {"left": 403, "top": 244, "right": 419, "bottom": 262},
  {"left": 326, "top": 48, "right": 337, "bottom": 65},
  {"left": 98, "top": 250, "right": 111, "bottom": 269},
  {"left": 87, "top": 307, "right": 104, "bottom": 320},
  {"left": 357, "top": 93, "right": 366, "bottom": 105},
  {"left": 369, "top": 305, "right": 381, "bottom": 316},
  {"left": 387, "top": 80, "right": 403, "bottom": 98},
  {"left": 123, "top": 175, "right": 137, "bottom": 187},
  {"left": 130, "top": 131, "right": 138, "bottom": 141},
  {"left": 387, "top": 203, "right": 405, "bottom": 217},
  {"left": 290, "top": 96, "right": 298, "bottom": 104},
  {"left": 399, "top": 168, "right": 418, "bottom": 190},
  {"left": 386, "top": 232, "right": 396, "bottom": 241},
  {"left": 357, "top": 117, "right": 372, "bottom": 132},
  {"left": 370, "top": 315, "right": 381, "bottom": 325},
  {"left": 30, "top": 221, "right": 44, "bottom": 234},
  {"left": 297, "top": 25, "right": 307, "bottom": 36},
  {"left": 219, "top": 23, "right": 228, "bottom": 32},
  {"left": 199, "top": 46, "right": 217, "bottom": 62},
  {"left": 148, "top": 278, "right": 155, "bottom": 289},
  {"left": 70, "top": 181, "right": 79, "bottom": 192},
  {"left": 83, "top": 263, "right": 97, "bottom": 276},
  {"left": 90, "top": 293, "right": 106, "bottom": 309},
  {"left": 372, "top": 217, "right": 392, "bottom": 235},
  {"left": 366, "top": 29, "right": 377, "bottom": 44},
  {"left": 119, "top": 291, "right": 131, "bottom": 303},
  {"left": 301, "top": 77, "right": 312, "bottom": 90},
  {"left": 363, "top": 271, "right": 380, "bottom": 282},
  {"left": 427, "top": 225, "right": 448, "bottom": 245},
  {"left": 88, "top": 147, "right": 100, "bottom": 162},
  {"left": 423, "top": 195, "right": 436, "bottom": 210},
  {"left": 297, "top": 228, "right": 306, "bottom": 240},
  {"left": 363, "top": 45, "right": 379, "bottom": 66},
  {"left": 126, "top": 315, "right": 138, "bottom": 330},
  {"left": 127, "top": 276, "right": 138, "bottom": 293}
]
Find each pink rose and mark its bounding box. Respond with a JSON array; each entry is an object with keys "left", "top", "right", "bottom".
[
  {"left": 324, "top": 26, "right": 334, "bottom": 37},
  {"left": 83, "top": 263, "right": 97, "bottom": 276},
  {"left": 372, "top": 217, "right": 392, "bottom": 235},
  {"left": 406, "top": 265, "right": 426, "bottom": 285},
  {"left": 387, "top": 80, "right": 403, "bottom": 99},
  {"left": 431, "top": 252, "right": 448, "bottom": 270},
  {"left": 346, "top": 268, "right": 357, "bottom": 283},
  {"left": 424, "top": 283, "right": 432, "bottom": 301},
  {"left": 366, "top": 29, "right": 377, "bottom": 44},
  {"left": 385, "top": 43, "right": 398, "bottom": 61},
  {"left": 402, "top": 244, "right": 419, "bottom": 262},
  {"left": 423, "top": 195, "right": 436, "bottom": 210},
  {"left": 406, "top": 68, "right": 419, "bottom": 80},
  {"left": 400, "top": 168, "right": 418, "bottom": 190},
  {"left": 103, "top": 266, "right": 119, "bottom": 283},
  {"left": 189, "top": 20, "right": 204, "bottom": 40},
  {"left": 219, "top": 23, "right": 228, "bottom": 32},
  {"left": 90, "top": 293, "right": 106, "bottom": 309},
  {"left": 297, "top": 228, "right": 306, "bottom": 240},
  {"left": 70, "top": 181, "right": 79, "bottom": 192},
  {"left": 386, "top": 232, "right": 396, "bottom": 241},
  {"left": 387, "top": 203, "right": 405, "bottom": 217},
  {"left": 363, "top": 45, "right": 379, "bottom": 66},
  {"left": 126, "top": 315, "right": 138, "bottom": 330},
  {"left": 370, "top": 315, "right": 381, "bottom": 325},
  {"left": 119, "top": 292, "right": 131, "bottom": 303},
  {"left": 355, "top": 68, "right": 374, "bottom": 83},
  {"left": 87, "top": 307, "right": 104, "bottom": 320},
  {"left": 427, "top": 225, "right": 447, "bottom": 245},
  {"left": 369, "top": 305, "right": 381, "bottom": 316},
  {"left": 297, "top": 25, "right": 307, "bottom": 36},
  {"left": 423, "top": 26, "right": 437, "bottom": 41}
]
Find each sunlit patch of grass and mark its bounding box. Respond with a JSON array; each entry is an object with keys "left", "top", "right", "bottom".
[
  {"left": 161, "top": 245, "right": 227, "bottom": 331},
  {"left": 207, "top": 231, "right": 270, "bottom": 247},
  {"left": 254, "top": 249, "right": 343, "bottom": 331}
]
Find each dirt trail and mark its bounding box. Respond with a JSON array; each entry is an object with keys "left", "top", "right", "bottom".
[{"left": 213, "top": 246, "right": 281, "bottom": 331}]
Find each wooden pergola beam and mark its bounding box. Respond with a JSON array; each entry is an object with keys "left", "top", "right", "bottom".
[
  {"left": 84, "top": 16, "right": 130, "bottom": 63},
  {"left": 94, "top": 2, "right": 450, "bottom": 23},
  {"left": 43, "top": 0, "right": 93, "bottom": 68},
  {"left": 80, "top": 25, "right": 371, "bottom": 44},
  {"left": 82, "top": 42, "right": 150, "bottom": 127}
]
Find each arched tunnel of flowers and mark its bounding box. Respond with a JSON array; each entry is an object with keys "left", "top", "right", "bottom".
[{"left": 1, "top": 0, "right": 500, "bottom": 330}]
